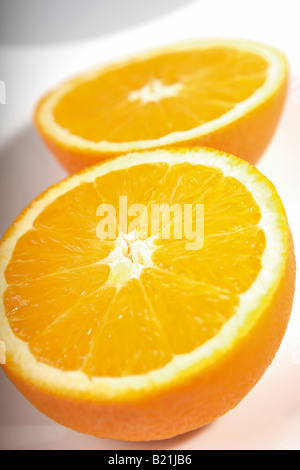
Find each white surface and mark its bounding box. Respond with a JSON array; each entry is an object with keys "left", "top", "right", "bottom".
[{"left": 0, "top": 0, "right": 300, "bottom": 450}]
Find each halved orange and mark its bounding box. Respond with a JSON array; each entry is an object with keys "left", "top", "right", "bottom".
[
  {"left": 0, "top": 148, "right": 295, "bottom": 441},
  {"left": 34, "top": 38, "right": 288, "bottom": 173}
]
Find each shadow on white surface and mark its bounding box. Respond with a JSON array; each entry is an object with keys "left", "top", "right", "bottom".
[
  {"left": 0, "top": 125, "right": 67, "bottom": 238},
  {"left": 0, "top": 0, "right": 196, "bottom": 45}
]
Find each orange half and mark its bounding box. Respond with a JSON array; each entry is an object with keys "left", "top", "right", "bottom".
[
  {"left": 0, "top": 148, "right": 295, "bottom": 440},
  {"left": 35, "top": 38, "right": 288, "bottom": 173}
]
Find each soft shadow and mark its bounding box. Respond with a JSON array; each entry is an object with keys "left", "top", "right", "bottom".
[
  {"left": 97, "top": 425, "right": 211, "bottom": 451},
  {"left": 0, "top": 124, "right": 67, "bottom": 237},
  {"left": 55, "top": 420, "right": 213, "bottom": 451},
  {"left": 0, "top": 0, "right": 195, "bottom": 45}
]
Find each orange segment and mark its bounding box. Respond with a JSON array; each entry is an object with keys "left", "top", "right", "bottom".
[
  {"left": 34, "top": 38, "right": 288, "bottom": 172},
  {"left": 28, "top": 285, "right": 116, "bottom": 371},
  {"left": 93, "top": 162, "right": 169, "bottom": 226},
  {"left": 82, "top": 278, "right": 173, "bottom": 377},
  {"left": 5, "top": 229, "right": 113, "bottom": 284},
  {"left": 0, "top": 148, "right": 295, "bottom": 441},
  {"left": 4, "top": 264, "right": 110, "bottom": 342},
  {"left": 141, "top": 268, "right": 239, "bottom": 355},
  {"left": 153, "top": 227, "right": 265, "bottom": 293}
]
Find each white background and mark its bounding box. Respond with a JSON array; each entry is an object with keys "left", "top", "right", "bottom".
[{"left": 0, "top": 0, "right": 300, "bottom": 450}]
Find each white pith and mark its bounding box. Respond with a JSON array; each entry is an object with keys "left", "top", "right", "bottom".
[
  {"left": 128, "top": 79, "right": 183, "bottom": 104},
  {"left": 106, "top": 230, "right": 155, "bottom": 284},
  {"left": 37, "top": 38, "right": 287, "bottom": 154},
  {"left": 0, "top": 149, "right": 288, "bottom": 400}
]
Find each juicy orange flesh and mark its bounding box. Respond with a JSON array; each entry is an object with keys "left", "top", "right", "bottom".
[
  {"left": 4, "top": 162, "right": 265, "bottom": 377},
  {"left": 53, "top": 48, "right": 268, "bottom": 143}
]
